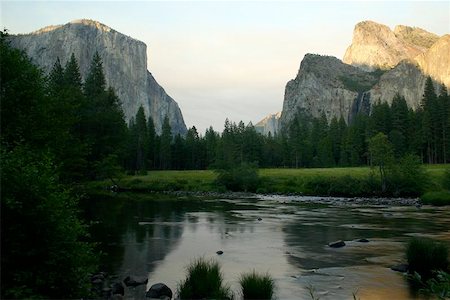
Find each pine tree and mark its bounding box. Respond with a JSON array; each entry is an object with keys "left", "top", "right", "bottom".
[
  {"left": 160, "top": 115, "right": 172, "bottom": 169},
  {"left": 84, "top": 51, "right": 106, "bottom": 98}
]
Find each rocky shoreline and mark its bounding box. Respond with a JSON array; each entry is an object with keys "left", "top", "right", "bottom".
[{"left": 116, "top": 189, "right": 421, "bottom": 206}]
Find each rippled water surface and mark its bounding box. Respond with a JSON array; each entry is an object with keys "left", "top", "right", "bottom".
[{"left": 82, "top": 193, "right": 450, "bottom": 299}]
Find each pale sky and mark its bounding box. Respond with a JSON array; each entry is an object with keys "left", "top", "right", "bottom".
[{"left": 1, "top": 1, "right": 449, "bottom": 134}]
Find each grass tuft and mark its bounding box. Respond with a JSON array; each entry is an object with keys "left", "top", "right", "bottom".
[
  {"left": 406, "top": 237, "right": 449, "bottom": 280},
  {"left": 177, "top": 258, "right": 233, "bottom": 299},
  {"left": 239, "top": 270, "right": 274, "bottom": 300}
]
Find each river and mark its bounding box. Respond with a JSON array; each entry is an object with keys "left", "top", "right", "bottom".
[{"left": 82, "top": 193, "right": 450, "bottom": 299}]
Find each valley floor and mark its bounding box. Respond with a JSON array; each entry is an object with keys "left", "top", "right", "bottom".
[{"left": 90, "top": 165, "right": 450, "bottom": 200}]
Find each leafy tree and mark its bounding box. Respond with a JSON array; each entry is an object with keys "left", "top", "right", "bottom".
[{"left": 368, "top": 132, "right": 394, "bottom": 192}]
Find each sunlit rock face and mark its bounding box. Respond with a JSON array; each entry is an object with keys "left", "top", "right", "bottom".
[
  {"left": 9, "top": 19, "right": 187, "bottom": 135},
  {"left": 255, "top": 112, "right": 281, "bottom": 136},
  {"left": 415, "top": 35, "right": 450, "bottom": 88},
  {"left": 280, "top": 21, "right": 448, "bottom": 131},
  {"left": 343, "top": 20, "right": 439, "bottom": 71}
]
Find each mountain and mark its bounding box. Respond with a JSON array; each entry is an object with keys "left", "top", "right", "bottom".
[
  {"left": 280, "top": 21, "right": 448, "bottom": 130},
  {"left": 343, "top": 20, "right": 439, "bottom": 71},
  {"left": 8, "top": 19, "right": 187, "bottom": 135},
  {"left": 255, "top": 112, "right": 281, "bottom": 136},
  {"left": 279, "top": 54, "right": 379, "bottom": 128}
]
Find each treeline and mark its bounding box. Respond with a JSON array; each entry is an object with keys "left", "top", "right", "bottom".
[
  {"left": 127, "top": 77, "right": 449, "bottom": 173},
  {"left": 1, "top": 32, "right": 125, "bottom": 297}
]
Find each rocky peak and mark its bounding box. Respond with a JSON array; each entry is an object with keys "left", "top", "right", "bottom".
[
  {"left": 394, "top": 25, "right": 439, "bottom": 50},
  {"left": 255, "top": 112, "right": 281, "bottom": 136},
  {"left": 279, "top": 54, "right": 379, "bottom": 128},
  {"left": 343, "top": 20, "right": 438, "bottom": 71},
  {"left": 9, "top": 20, "right": 186, "bottom": 135}
]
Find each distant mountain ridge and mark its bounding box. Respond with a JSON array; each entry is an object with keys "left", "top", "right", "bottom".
[
  {"left": 278, "top": 20, "right": 449, "bottom": 130},
  {"left": 9, "top": 19, "right": 187, "bottom": 135}
]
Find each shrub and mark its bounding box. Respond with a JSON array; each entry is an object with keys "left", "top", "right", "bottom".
[
  {"left": 386, "top": 154, "right": 428, "bottom": 197},
  {"left": 215, "top": 162, "right": 260, "bottom": 192},
  {"left": 419, "top": 270, "right": 450, "bottom": 299},
  {"left": 406, "top": 238, "right": 449, "bottom": 279},
  {"left": 421, "top": 192, "right": 450, "bottom": 206},
  {"left": 239, "top": 271, "right": 274, "bottom": 299},
  {"left": 177, "top": 258, "right": 233, "bottom": 299}
]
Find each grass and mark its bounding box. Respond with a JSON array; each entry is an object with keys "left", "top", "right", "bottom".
[
  {"left": 177, "top": 258, "right": 233, "bottom": 300},
  {"left": 239, "top": 271, "right": 274, "bottom": 300},
  {"left": 406, "top": 237, "right": 449, "bottom": 280},
  {"left": 89, "top": 164, "right": 450, "bottom": 198}
]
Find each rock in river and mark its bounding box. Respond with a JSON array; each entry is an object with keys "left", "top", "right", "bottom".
[
  {"left": 328, "top": 240, "right": 346, "bottom": 248},
  {"left": 391, "top": 264, "right": 409, "bottom": 273},
  {"left": 123, "top": 275, "right": 148, "bottom": 287},
  {"left": 146, "top": 283, "right": 173, "bottom": 299}
]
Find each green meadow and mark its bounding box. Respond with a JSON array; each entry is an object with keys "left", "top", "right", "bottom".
[{"left": 92, "top": 165, "right": 450, "bottom": 199}]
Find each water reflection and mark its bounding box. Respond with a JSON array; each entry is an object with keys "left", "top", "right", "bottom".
[{"left": 82, "top": 193, "right": 450, "bottom": 300}]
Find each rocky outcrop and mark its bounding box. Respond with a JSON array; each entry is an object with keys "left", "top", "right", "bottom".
[
  {"left": 280, "top": 21, "right": 447, "bottom": 131},
  {"left": 279, "top": 54, "right": 378, "bottom": 128},
  {"left": 8, "top": 19, "right": 187, "bottom": 135},
  {"left": 343, "top": 20, "right": 438, "bottom": 71},
  {"left": 255, "top": 112, "right": 281, "bottom": 136}
]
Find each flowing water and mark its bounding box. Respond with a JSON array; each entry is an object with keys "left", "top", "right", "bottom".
[{"left": 82, "top": 193, "right": 450, "bottom": 299}]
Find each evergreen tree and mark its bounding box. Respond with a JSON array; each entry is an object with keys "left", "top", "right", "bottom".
[
  {"left": 160, "top": 115, "right": 172, "bottom": 169},
  {"left": 84, "top": 51, "right": 106, "bottom": 98},
  {"left": 421, "top": 77, "right": 438, "bottom": 163},
  {"left": 147, "top": 116, "right": 157, "bottom": 169}
]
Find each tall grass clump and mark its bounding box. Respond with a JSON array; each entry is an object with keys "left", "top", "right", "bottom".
[
  {"left": 239, "top": 271, "right": 274, "bottom": 299},
  {"left": 443, "top": 168, "right": 450, "bottom": 190},
  {"left": 177, "top": 258, "right": 233, "bottom": 299},
  {"left": 406, "top": 237, "right": 449, "bottom": 279}
]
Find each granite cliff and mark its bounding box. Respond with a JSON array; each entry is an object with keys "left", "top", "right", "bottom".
[
  {"left": 280, "top": 21, "right": 448, "bottom": 131},
  {"left": 9, "top": 19, "right": 187, "bottom": 135},
  {"left": 255, "top": 112, "right": 281, "bottom": 136}
]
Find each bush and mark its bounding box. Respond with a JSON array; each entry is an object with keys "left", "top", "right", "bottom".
[
  {"left": 215, "top": 162, "right": 260, "bottom": 192},
  {"left": 419, "top": 270, "right": 450, "bottom": 299},
  {"left": 177, "top": 258, "right": 233, "bottom": 299},
  {"left": 1, "top": 147, "right": 97, "bottom": 298},
  {"left": 386, "top": 155, "right": 428, "bottom": 197},
  {"left": 240, "top": 271, "right": 274, "bottom": 299},
  {"left": 406, "top": 238, "right": 449, "bottom": 279},
  {"left": 421, "top": 192, "right": 450, "bottom": 206}
]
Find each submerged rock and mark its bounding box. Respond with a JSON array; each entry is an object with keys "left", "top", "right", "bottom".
[
  {"left": 357, "top": 238, "right": 370, "bottom": 243},
  {"left": 391, "top": 264, "right": 409, "bottom": 273},
  {"left": 111, "top": 282, "right": 125, "bottom": 296},
  {"left": 146, "top": 283, "right": 173, "bottom": 299},
  {"left": 328, "top": 240, "right": 346, "bottom": 248},
  {"left": 123, "top": 275, "right": 148, "bottom": 287}
]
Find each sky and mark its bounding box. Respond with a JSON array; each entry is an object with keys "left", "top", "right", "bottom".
[{"left": 1, "top": 1, "right": 449, "bottom": 134}]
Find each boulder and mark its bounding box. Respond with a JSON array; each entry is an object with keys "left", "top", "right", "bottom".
[
  {"left": 357, "top": 238, "right": 370, "bottom": 243},
  {"left": 391, "top": 264, "right": 409, "bottom": 273},
  {"left": 111, "top": 282, "right": 125, "bottom": 296},
  {"left": 146, "top": 283, "right": 173, "bottom": 299},
  {"left": 123, "top": 275, "right": 148, "bottom": 287},
  {"left": 328, "top": 240, "right": 346, "bottom": 248},
  {"left": 216, "top": 250, "right": 224, "bottom": 255}
]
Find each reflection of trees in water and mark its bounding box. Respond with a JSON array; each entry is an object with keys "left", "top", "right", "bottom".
[{"left": 81, "top": 194, "right": 259, "bottom": 278}]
